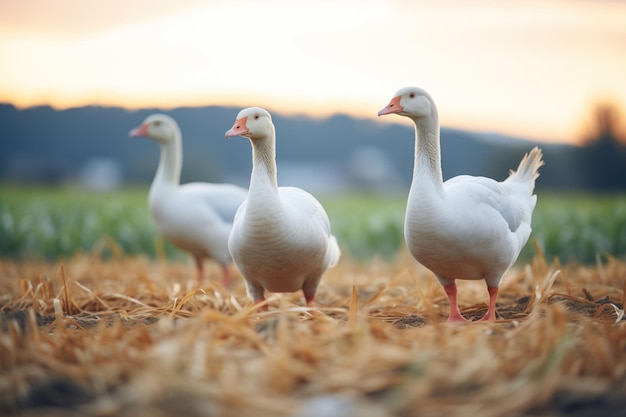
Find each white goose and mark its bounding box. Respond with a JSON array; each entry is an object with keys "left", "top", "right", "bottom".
[
  {"left": 378, "top": 87, "right": 544, "bottom": 322},
  {"left": 129, "top": 114, "right": 247, "bottom": 286},
  {"left": 225, "top": 107, "right": 340, "bottom": 307}
]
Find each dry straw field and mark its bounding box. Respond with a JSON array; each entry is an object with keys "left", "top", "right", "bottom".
[{"left": 1, "top": 247, "right": 626, "bottom": 417}]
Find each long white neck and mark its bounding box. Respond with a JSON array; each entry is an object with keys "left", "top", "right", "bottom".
[
  {"left": 248, "top": 126, "right": 279, "bottom": 198},
  {"left": 410, "top": 113, "right": 444, "bottom": 197},
  {"left": 151, "top": 136, "right": 181, "bottom": 195}
]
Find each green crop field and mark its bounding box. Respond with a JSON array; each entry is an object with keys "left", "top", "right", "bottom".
[{"left": 1, "top": 185, "right": 625, "bottom": 263}]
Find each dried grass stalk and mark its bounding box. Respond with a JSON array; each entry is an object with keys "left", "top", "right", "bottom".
[{"left": 1, "top": 252, "right": 625, "bottom": 416}]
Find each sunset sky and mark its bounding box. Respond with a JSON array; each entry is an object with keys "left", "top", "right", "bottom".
[{"left": 1, "top": 0, "right": 625, "bottom": 143}]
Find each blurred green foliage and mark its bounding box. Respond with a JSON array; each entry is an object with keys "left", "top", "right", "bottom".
[{"left": 1, "top": 185, "right": 625, "bottom": 264}]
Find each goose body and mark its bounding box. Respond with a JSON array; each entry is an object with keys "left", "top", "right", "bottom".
[
  {"left": 225, "top": 107, "right": 340, "bottom": 306},
  {"left": 129, "top": 114, "right": 247, "bottom": 286},
  {"left": 378, "top": 87, "right": 544, "bottom": 322}
]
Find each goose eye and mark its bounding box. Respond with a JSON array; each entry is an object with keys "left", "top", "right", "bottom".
[
  {"left": 254, "top": 114, "right": 259, "bottom": 120},
  {"left": 409, "top": 93, "right": 415, "bottom": 99},
  {"left": 154, "top": 120, "right": 162, "bottom": 127}
]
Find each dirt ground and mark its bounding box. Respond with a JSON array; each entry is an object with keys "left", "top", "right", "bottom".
[{"left": 1, "top": 250, "right": 625, "bottom": 417}]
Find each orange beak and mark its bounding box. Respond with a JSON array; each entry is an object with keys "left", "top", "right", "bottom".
[
  {"left": 129, "top": 124, "right": 148, "bottom": 137},
  {"left": 225, "top": 116, "right": 249, "bottom": 138},
  {"left": 377, "top": 95, "right": 403, "bottom": 116}
]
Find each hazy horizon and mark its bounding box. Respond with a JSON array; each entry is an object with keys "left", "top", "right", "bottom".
[{"left": 1, "top": 0, "right": 625, "bottom": 144}]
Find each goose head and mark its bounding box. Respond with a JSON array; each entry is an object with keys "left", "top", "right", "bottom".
[
  {"left": 378, "top": 87, "right": 436, "bottom": 120},
  {"left": 225, "top": 107, "right": 273, "bottom": 141},
  {"left": 129, "top": 114, "right": 179, "bottom": 144}
]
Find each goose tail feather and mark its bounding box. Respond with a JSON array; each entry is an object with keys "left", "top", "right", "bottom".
[
  {"left": 326, "top": 235, "right": 341, "bottom": 268},
  {"left": 506, "top": 146, "right": 544, "bottom": 184}
]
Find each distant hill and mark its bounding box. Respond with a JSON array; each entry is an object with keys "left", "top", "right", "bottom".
[{"left": 0, "top": 103, "right": 583, "bottom": 192}]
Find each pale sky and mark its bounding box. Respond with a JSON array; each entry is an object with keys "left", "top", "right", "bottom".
[{"left": 1, "top": 0, "right": 625, "bottom": 143}]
